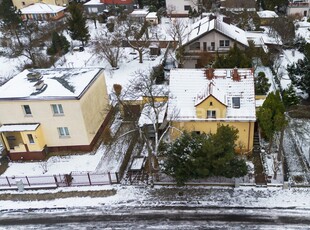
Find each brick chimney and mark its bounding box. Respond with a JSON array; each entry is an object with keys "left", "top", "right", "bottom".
[
  {"left": 232, "top": 67, "right": 240, "bottom": 81},
  {"left": 205, "top": 68, "right": 214, "bottom": 80}
]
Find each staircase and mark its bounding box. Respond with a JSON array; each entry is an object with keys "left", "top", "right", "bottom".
[{"left": 252, "top": 130, "right": 267, "bottom": 185}]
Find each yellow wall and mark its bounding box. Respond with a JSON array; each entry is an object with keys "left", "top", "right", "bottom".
[
  {"left": 195, "top": 96, "right": 227, "bottom": 119},
  {"left": 0, "top": 73, "right": 110, "bottom": 147},
  {"left": 20, "top": 125, "right": 46, "bottom": 152},
  {"left": 171, "top": 120, "right": 255, "bottom": 153},
  {"left": 79, "top": 71, "right": 110, "bottom": 144}
]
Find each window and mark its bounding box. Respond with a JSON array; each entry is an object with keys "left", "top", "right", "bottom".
[
  {"left": 203, "top": 42, "right": 207, "bottom": 51},
  {"left": 184, "top": 5, "right": 191, "bottom": 11},
  {"left": 209, "top": 102, "right": 213, "bottom": 106},
  {"left": 57, "top": 127, "right": 70, "bottom": 137},
  {"left": 207, "top": 110, "right": 216, "bottom": 118},
  {"left": 232, "top": 97, "right": 240, "bottom": 108},
  {"left": 189, "top": 42, "right": 200, "bottom": 50},
  {"left": 23, "top": 105, "right": 32, "bottom": 116},
  {"left": 219, "top": 40, "right": 230, "bottom": 47},
  {"left": 27, "top": 134, "right": 35, "bottom": 144},
  {"left": 51, "top": 104, "right": 64, "bottom": 115},
  {"left": 22, "top": 1, "right": 25, "bottom": 5}
]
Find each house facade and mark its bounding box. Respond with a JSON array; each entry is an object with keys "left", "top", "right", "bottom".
[
  {"left": 165, "top": 0, "right": 198, "bottom": 16},
  {"left": 220, "top": 0, "right": 256, "bottom": 12},
  {"left": 287, "top": 0, "right": 310, "bottom": 17},
  {"left": 20, "top": 3, "right": 66, "bottom": 20},
  {"left": 181, "top": 15, "right": 249, "bottom": 68},
  {"left": 100, "top": 0, "right": 134, "bottom": 11},
  {"left": 0, "top": 68, "right": 110, "bottom": 161},
  {"left": 168, "top": 68, "right": 256, "bottom": 153},
  {"left": 13, "top": 0, "right": 69, "bottom": 10}
]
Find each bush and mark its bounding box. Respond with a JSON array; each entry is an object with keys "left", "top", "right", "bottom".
[{"left": 102, "top": 127, "right": 112, "bottom": 145}]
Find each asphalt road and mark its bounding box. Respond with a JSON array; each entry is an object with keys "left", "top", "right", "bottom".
[{"left": 1, "top": 206, "right": 310, "bottom": 229}]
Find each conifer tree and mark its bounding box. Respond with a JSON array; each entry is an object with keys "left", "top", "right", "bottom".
[
  {"left": 67, "top": 3, "right": 90, "bottom": 47},
  {"left": 255, "top": 71, "right": 271, "bottom": 95},
  {"left": 0, "top": 0, "right": 22, "bottom": 46},
  {"left": 47, "top": 31, "right": 70, "bottom": 55},
  {"left": 282, "top": 84, "right": 300, "bottom": 108}
]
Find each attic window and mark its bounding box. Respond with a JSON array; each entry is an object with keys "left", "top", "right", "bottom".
[
  {"left": 232, "top": 97, "right": 240, "bottom": 108},
  {"left": 209, "top": 102, "right": 213, "bottom": 106}
]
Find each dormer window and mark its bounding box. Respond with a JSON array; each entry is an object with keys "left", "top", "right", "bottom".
[{"left": 232, "top": 97, "right": 240, "bottom": 108}]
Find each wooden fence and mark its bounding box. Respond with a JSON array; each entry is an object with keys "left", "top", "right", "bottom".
[{"left": 0, "top": 172, "right": 119, "bottom": 190}]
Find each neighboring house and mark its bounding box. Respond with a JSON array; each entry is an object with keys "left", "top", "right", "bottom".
[
  {"left": 100, "top": 0, "right": 134, "bottom": 12},
  {"left": 287, "top": 0, "right": 310, "bottom": 17},
  {"left": 128, "top": 9, "right": 149, "bottom": 23},
  {"left": 181, "top": 15, "right": 249, "bottom": 68},
  {"left": 84, "top": 0, "right": 105, "bottom": 15},
  {"left": 165, "top": 0, "right": 198, "bottom": 16},
  {"left": 220, "top": 0, "right": 256, "bottom": 12},
  {"left": 257, "top": 10, "right": 278, "bottom": 26},
  {"left": 146, "top": 12, "right": 158, "bottom": 25},
  {"left": 246, "top": 31, "right": 283, "bottom": 53},
  {"left": 168, "top": 68, "right": 256, "bottom": 153},
  {"left": 0, "top": 68, "right": 110, "bottom": 161},
  {"left": 13, "top": 0, "right": 69, "bottom": 10},
  {"left": 20, "top": 3, "right": 66, "bottom": 21}
]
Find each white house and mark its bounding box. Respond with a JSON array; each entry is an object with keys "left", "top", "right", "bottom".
[{"left": 165, "top": 0, "right": 199, "bottom": 16}]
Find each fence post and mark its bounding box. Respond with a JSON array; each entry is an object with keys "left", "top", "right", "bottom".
[
  {"left": 115, "top": 172, "right": 119, "bottom": 184},
  {"left": 87, "top": 172, "right": 92, "bottom": 186},
  {"left": 25, "top": 176, "right": 31, "bottom": 186},
  {"left": 6, "top": 176, "right": 11, "bottom": 187},
  {"left": 108, "top": 172, "right": 112, "bottom": 184},
  {"left": 53, "top": 175, "right": 59, "bottom": 187}
]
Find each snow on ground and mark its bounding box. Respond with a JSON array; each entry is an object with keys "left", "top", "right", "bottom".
[{"left": 0, "top": 185, "right": 310, "bottom": 211}]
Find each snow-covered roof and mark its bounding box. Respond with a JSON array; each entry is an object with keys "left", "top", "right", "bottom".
[
  {"left": 138, "top": 102, "right": 167, "bottom": 127},
  {"left": 84, "top": 0, "right": 103, "bottom": 5},
  {"left": 182, "top": 15, "right": 249, "bottom": 47},
  {"left": 146, "top": 12, "right": 157, "bottom": 18},
  {"left": 129, "top": 9, "right": 149, "bottom": 17},
  {"left": 0, "top": 68, "right": 103, "bottom": 100},
  {"left": 0, "top": 123, "right": 39, "bottom": 132},
  {"left": 168, "top": 68, "right": 256, "bottom": 121},
  {"left": 20, "top": 3, "right": 66, "bottom": 14},
  {"left": 257, "top": 10, "right": 278, "bottom": 18}
]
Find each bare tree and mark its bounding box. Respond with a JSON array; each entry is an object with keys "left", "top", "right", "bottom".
[
  {"left": 93, "top": 29, "right": 124, "bottom": 68},
  {"left": 125, "top": 20, "right": 151, "bottom": 63},
  {"left": 166, "top": 18, "right": 189, "bottom": 67},
  {"left": 7, "top": 20, "right": 44, "bottom": 67},
  {"left": 113, "top": 69, "right": 178, "bottom": 185},
  {"left": 272, "top": 155, "right": 281, "bottom": 180}
]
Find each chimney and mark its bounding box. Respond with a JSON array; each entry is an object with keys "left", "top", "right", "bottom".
[
  {"left": 223, "top": 17, "right": 231, "bottom": 24},
  {"left": 205, "top": 68, "right": 214, "bottom": 80},
  {"left": 34, "top": 80, "right": 45, "bottom": 90},
  {"left": 232, "top": 67, "right": 240, "bottom": 81}
]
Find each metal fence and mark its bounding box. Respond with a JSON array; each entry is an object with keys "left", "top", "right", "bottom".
[{"left": 0, "top": 172, "right": 119, "bottom": 190}]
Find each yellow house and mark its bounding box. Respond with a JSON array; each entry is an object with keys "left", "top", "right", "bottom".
[
  {"left": 13, "top": 0, "right": 69, "bottom": 10},
  {"left": 168, "top": 68, "right": 256, "bottom": 153},
  {"left": 0, "top": 68, "right": 110, "bottom": 161}
]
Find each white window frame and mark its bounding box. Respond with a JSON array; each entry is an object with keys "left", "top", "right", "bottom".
[
  {"left": 27, "top": 134, "right": 35, "bottom": 144},
  {"left": 22, "top": 105, "right": 32, "bottom": 116},
  {"left": 207, "top": 110, "right": 216, "bottom": 118},
  {"left": 51, "top": 104, "right": 64, "bottom": 116},
  {"left": 57, "top": 127, "right": 70, "bottom": 138},
  {"left": 232, "top": 97, "right": 241, "bottom": 108}
]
